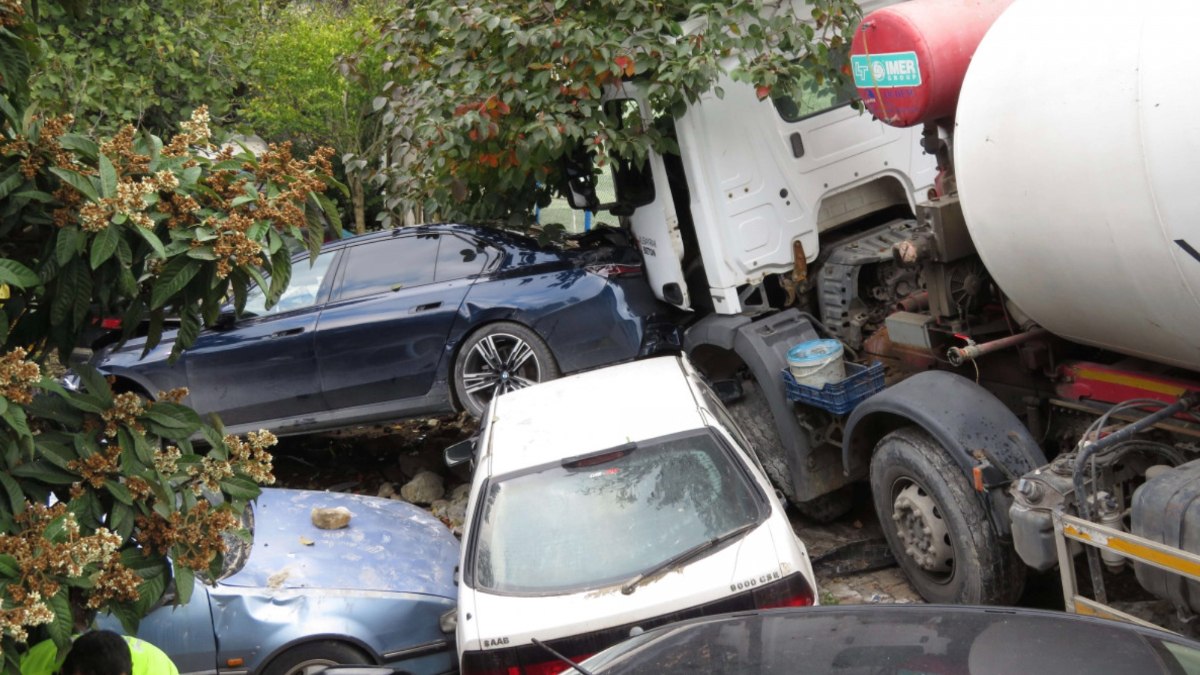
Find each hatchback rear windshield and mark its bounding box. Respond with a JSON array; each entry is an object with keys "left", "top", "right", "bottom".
[{"left": 470, "top": 430, "right": 767, "bottom": 595}]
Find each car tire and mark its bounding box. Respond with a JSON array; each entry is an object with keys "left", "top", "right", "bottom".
[
  {"left": 870, "top": 426, "right": 1026, "bottom": 605},
  {"left": 453, "top": 321, "right": 560, "bottom": 418},
  {"left": 725, "top": 377, "right": 798, "bottom": 504},
  {"left": 261, "top": 641, "right": 370, "bottom": 675}
]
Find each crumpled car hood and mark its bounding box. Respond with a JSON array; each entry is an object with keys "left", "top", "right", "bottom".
[{"left": 221, "top": 488, "right": 458, "bottom": 599}]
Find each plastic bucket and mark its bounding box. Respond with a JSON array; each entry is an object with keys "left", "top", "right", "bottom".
[{"left": 787, "top": 339, "right": 845, "bottom": 388}]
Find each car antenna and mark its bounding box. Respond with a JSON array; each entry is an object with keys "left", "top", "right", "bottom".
[{"left": 530, "top": 638, "right": 598, "bottom": 675}]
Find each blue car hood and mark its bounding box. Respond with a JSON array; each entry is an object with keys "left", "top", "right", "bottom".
[{"left": 221, "top": 488, "right": 458, "bottom": 599}]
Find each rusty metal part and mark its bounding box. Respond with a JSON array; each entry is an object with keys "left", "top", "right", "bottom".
[
  {"left": 894, "top": 290, "right": 930, "bottom": 313},
  {"left": 893, "top": 239, "right": 922, "bottom": 266},
  {"left": 946, "top": 328, "right": 1048, "bottom": 367},
  {"left": 793, "top": 240, "right": 808, "bottom": 286}
]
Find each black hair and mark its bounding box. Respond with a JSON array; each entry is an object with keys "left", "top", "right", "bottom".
[{"left": 60, "top": 630, "right": 131, "bottom": 675}]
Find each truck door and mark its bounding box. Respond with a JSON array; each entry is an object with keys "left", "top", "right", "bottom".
[{"left": 601, "top": 90, "right": 693, "bottom": 310}]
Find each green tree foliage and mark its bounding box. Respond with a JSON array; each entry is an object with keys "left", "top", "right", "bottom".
[
  {"left": 243, "top": 3, "right": 389, "bottom": 233},
  {"left": 27, "top": 0, "right": 259, "bottom": 137},
  {"left": 370, "top": 0, "right": 861, "bottom": 226},
  {"left": 0, "top": 3, "right": 337, "bottom": 670}
]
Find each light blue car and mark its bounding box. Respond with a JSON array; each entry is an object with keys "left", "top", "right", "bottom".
[{"left": 101, "top": 488, "right": 459, "bottom": 675}]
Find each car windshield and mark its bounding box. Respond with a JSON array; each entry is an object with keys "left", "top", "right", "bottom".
[{"left": 471, "top": 430, "right": 766, "bottom": 594}]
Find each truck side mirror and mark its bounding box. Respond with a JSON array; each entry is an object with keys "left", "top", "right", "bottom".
[
  {"left": 444, "top": 437, "right": 477, "bottom": 468},
  {"left": 562, "top": 148, "right": 600, "bottom": 211}
]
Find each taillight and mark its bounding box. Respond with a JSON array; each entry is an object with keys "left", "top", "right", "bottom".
[
  {"left": 753, "top": 572, "right": 815, "bottom": 609},
  {"left": 522, "top": 656, "right": 593, "bottom": 675},
  {"left": 585, "top": 263, "right": 642, "bottom": 278},
  {"left": 100, "top": 317, "right": 122, "bottom": 330}
]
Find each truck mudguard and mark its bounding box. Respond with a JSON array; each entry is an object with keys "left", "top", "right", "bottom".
[
  {"left": 685, "top": 309, "right": 853, "bottom": 501},
  {"left": 843, "top": 370, "right": 1047, "bottom": 537}
]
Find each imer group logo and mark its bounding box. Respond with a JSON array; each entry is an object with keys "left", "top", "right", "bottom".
[{"left": 851, "top": 52, "right": 922, "bottom": 88}]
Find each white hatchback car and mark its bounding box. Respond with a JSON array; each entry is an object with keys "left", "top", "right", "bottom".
[{"left": 452, "top": 355, "right": 818, "bottom": 675}]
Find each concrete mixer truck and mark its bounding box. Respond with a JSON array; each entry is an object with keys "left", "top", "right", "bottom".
[{"left": 561, "top": 0, "right": 1200, "bottom": 622}]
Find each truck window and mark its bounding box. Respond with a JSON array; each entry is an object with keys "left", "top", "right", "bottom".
[{"left": 772, "top": 69, "right": 854, "bottom": 122}]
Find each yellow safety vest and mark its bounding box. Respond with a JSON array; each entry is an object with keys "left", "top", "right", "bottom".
[{"left": 19, "top": 635, "right": 179, "bottom": 675}]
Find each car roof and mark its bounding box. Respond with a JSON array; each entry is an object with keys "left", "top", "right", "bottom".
[
  {"left": 579, "top": 604, "right": 1200, "bottom": 674},
  {"left": 317, "top": 223, "right": 541, "bottom": 254},
  {"left": 484, "top": 356, "right": 705, "bottom": 476}
]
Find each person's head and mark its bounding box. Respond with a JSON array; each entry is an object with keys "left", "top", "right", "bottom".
[{"left": 60, "top": 630, "right": 131, "bottom": 675}]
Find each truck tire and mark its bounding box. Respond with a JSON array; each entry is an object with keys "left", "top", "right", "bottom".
[
  {"left": 870, "top": 426, "right": 1025, "bottom": 605},
  {"left": 726, "top": 377, "right": 798, "bottom": 504}
]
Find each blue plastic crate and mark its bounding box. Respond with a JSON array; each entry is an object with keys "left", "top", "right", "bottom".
[{"left": 782, "top": 361, "right": 886, "bottom": 415}]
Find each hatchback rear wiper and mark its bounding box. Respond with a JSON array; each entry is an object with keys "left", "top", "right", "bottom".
[{"left": 620, "top": 521, "right": 760, "bottom": 595}]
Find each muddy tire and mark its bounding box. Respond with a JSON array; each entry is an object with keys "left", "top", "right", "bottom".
[
  {"left": 262, "top": 641, "right": 370, "bottom": 675},
  {"left": 453, "top": 322, "right": 560, "bottom": 418},
  {"left": 726, "top": 377, "right": 798, "bottom": 503},
  {"left": 870, "top": 426, "right": 1025, "bottom": 605},
  {"left": 795, "top": 484, "right": 854, "bottom": 524}
]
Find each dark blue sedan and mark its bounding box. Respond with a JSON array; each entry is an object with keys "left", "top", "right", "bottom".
[{"left": 87, "top": 224, "right": 677, "bottom": 434}]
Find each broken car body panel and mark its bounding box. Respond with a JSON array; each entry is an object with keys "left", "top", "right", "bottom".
[{"left": 104, "top": 488, "right": 458, "bottom": 675}]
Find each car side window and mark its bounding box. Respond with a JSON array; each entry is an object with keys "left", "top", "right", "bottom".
[
  {"left": 435, "top": 234, "right": 490, "bottom": 282},
  {"left": 242, "top": 251, "right": 336, "bottom": 318},
  {"left": 334, "top": 234, "right": 440, "bottom": 301}
]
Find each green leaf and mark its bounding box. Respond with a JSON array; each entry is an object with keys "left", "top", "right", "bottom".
[
  {"left": 173, "top": 561, "right": 195, "bottom": 605},
  {"left": 0, "top": 471, "right": 25, "bottom": 514},
  {"left": 10, "top": 460, "right": 77, "bottom": 485},
  {"left": 56, "top": 226, "right": 82, "bottom": 266},
  {"left": 1, "top": 404, "right": 30, "bottom": 439},
  {"left": 47, "top": 588, "right": 73, "bottom": 651},
  {"left": 43, "top": 513, "right": 71, "bottom": 543},
  {"left": 74, "top": 364, "right": 113, "bottom": 404},
  {"left": 0, "top": 164, "right": 23, "bottom": 202},
  {"left": 150, "top": 257, "right": 199, "bottom": 309},
  {"left": 174, "top": 306, "right": 201, "bottom": 356},
  {"left": 220, "top": 476, "right": 261, "bottom": 501},
  {"left": 50, "top": 167, "right": 101, "bottom": 201},
  {"left": 0, "top": 259, "right": 41, "bottom": 288},
  {"left": 58, "top": 133, "right": 101, "bottom": 160},
  {"left": 99, "top": 153, "right": 118, "bottom": 198},
  {"left": 91, "top": 223, "right": 120, "bottom": 269},
  {"left": 0, "top": 553, "right": 19, "bottom": 578},
  {"left": 105, "top": 479, "right": 133, "bottom": 505},
  {"left": 111, "top": 501, "right": 135, "bottom": 540},
  {"left": 133, "top": 224, "right": 167, "bottom": 259},
  {"left": 143, "top": 402, "right": 201, "bottom": 431}
]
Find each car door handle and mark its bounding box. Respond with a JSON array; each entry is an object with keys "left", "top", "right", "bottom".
[
  {"left": 412, "top": 302, "right": 442, "bottom": 313},
  {"left": 269, "top": 327, "right": 304, "bottom": 338}
]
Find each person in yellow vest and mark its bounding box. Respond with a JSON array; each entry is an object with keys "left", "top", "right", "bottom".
[{"left": 19, "top": 630, "right": 178, "bottom": 675}]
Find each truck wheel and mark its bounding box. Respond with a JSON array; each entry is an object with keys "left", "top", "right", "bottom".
[
  {"left": 870, "top": 426, "right": 1025, "bottom": 605},
  {"left": 726, "top": 377, "right": 798, "bottom": 503}
]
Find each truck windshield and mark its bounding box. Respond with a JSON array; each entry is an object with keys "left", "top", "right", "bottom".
[{"left": 471, "top": 430, "right": 767, "bottom": 594}]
